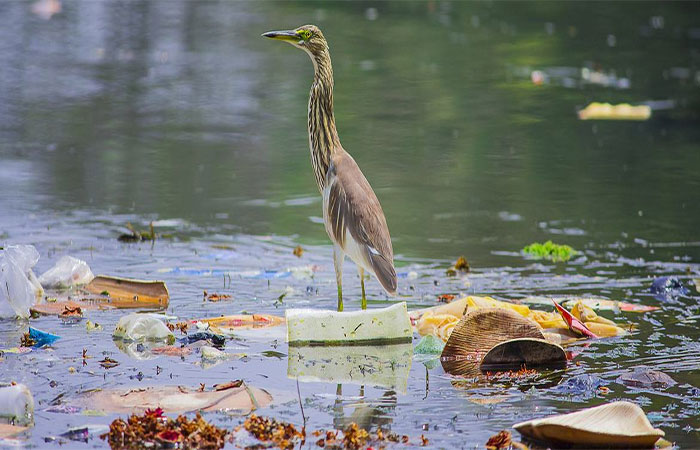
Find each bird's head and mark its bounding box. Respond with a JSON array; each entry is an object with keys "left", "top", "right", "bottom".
[{"left": 262, "top": 25, "right": 328, "bottom": 57}]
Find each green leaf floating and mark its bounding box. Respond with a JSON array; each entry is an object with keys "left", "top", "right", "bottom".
[{"left": 522, "top": 241, "right": 577, "bottom": 262}]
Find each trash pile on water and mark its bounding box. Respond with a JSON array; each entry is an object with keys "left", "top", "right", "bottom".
[{"left": 0, "top": 244, "right": 688, "bottom": 449}]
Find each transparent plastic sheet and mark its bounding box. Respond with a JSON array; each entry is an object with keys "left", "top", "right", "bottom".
[
  {"left": 113, "top": 313, "right": 175, "bottom": 342},
  {"left": 0, "top": 245, "right": 42, "bottom": 319},
  {"left": 38, "top": 255, "right": 94, "bottom": 289},
  {"left": 0, "top": 384, "right": 34, "bottom": 426}
]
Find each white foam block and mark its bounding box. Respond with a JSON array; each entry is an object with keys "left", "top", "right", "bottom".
[{"left": 285, "top": 302, "right": 413, "bottom": 345}]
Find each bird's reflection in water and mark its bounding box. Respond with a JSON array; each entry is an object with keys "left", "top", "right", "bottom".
[{"left": 332, "top": 384, "right": 397, "bottom": 432}]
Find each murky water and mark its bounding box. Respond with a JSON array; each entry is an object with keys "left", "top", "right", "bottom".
[{"left": 1, "top": 1, "right": 699, "bottom": 448}]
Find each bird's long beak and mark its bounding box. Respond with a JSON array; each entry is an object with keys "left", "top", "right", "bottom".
[{"left": 262, "top": 30, "right": 299, "bottom": 43}]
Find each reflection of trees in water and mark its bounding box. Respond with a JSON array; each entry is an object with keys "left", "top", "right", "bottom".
[{"left": 0, "top": 1, "right": 271, "bottom": 220}]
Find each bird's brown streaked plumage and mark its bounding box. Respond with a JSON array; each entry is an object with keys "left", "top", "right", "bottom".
[{"left": 263, "top": 24, "right": 397, "bottom": 310}]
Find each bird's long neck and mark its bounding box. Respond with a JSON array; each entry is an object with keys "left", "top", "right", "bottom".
[{"left": 307, "top": 48, "right": 340, "bottom": 192}]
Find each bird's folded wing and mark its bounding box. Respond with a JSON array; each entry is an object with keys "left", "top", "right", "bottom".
[{"left": 325, "top": 152, "right": 397, "bottom": 294}]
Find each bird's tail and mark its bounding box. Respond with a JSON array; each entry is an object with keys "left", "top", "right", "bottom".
[{"left": 367, "top": 251, "right": 397, "bottom": 296}]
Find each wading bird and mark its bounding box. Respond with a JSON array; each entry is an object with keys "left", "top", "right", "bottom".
[{"left": 263, "top": 25, "right": 396, "bottom": 311}]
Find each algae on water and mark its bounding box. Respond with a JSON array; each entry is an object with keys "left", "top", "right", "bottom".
[{"left": 522, "top": 241, "right": 577, "bottom": 262}]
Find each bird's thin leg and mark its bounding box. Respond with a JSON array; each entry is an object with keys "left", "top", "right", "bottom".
[
  {"left": 358, "top": 266, "right": 366, "bottom": 310},
  {"left": 334, "top": 245, "right": 344, "bottom": 312}
]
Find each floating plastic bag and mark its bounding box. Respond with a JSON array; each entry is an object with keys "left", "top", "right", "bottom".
[
  {"left": 38, "top": 256, "right": 94, "bottom": 289},
  {"left": 0, "top": 245, "right": 42, "bottom": 319},
  {"left": 113, "top": 313, "right": 175, "bottom": 343},
  {"left": 0, "top": 383, "right": 34, "bottom": 425}
]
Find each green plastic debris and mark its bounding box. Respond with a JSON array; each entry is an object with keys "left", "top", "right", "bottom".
[
  {"left": 522, "top": 240, "right": 577, "bottom": 262},
  {"left": 414, "top": 335, "right": 445, "bottom": 355}
]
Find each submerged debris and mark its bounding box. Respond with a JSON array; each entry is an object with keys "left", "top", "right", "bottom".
[
  {"left": 101, "top": 409, "right": 230, "bottom": 449},
  {"left": 522, "top": 241, "right": 577, "bottom": 262},
  {"left": 650, "top": 276, "right": 689, "bottom": 299},
  {"left": 117, "top": 222, "right": 157, "bottom": 243},
  {"left": 619, "top": 369, "right": 676, "bottom": 389}
]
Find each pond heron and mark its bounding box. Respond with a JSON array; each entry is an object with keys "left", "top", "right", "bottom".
[{"left": 263, "top": 25, "right": 397, "bottom": 311}]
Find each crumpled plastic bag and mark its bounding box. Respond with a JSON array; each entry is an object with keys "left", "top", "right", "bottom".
[
  {"left": 0, "top": 245, "right": 43, "bottom": 319},
  {"left": 113, "top": 313, "right": 175, "bottom": 343},
  {"left": 0, "top": 383, "right": 34, "bottom": 425},
  {"left": 38, "top": 255, "right": 94, "bottom": 289}
]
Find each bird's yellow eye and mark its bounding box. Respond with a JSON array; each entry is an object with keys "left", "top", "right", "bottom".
[{"left": 299, "top": 30, "right": 312, "bottom": 40}]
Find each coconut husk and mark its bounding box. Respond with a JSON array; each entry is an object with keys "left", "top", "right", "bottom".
[
  {"left": 481, "top": 338, "right": 566, "bottom": 372},
  {"left": 514, "top": 401, "right": 664, "bottom": 448},
  {"left": 440, "top": 308, "right": 544, "bottom": 376}
]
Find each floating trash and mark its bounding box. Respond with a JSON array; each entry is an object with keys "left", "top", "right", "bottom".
[
  {"left": 514, "top": 401, "right": 664, "bottom": 448},
  {"left": 0, "top": 245, "right": 42, "bottom": 319},
  {"left": 650, "top": 276, "right": 689, "bottom": 299},
  {"left": 414, "top": 335, "right": 445, "bottom": 355},
  {"left": 481, "top": 338, "right": 566, "bottom": 372},
  {"left": 441, "top": 308, "right": 544, "bottom": 376},
  {"left": 86, "top": 275, "right": 170, "bottom": 309},
  {"left": 38, "top": 255, "right": 94, "bottom": 289},
  {"left": 178, "top": 331, "right": 226, "bottom": 347},
  {"left": 74, "top": 382, "right": 271, "bottom": 415},
  {"left": 551, "top": 299, "right": 598, "bottom": 338},
  {"left": 101, "top": 408, "right": 229, "bottom": 449},
  {"left": 560, "top": 298, "right": 659, "bottom": 313},
  {"left": 286, "top": 302, "right": 412, "bottom": 346},
  {"left": 113, "top": 313, "right": 175, "bottom": 343},
  {"left": 578, "top": 102, "right": 652, "bottom": 121},
  {"left": 27, "top": 327, "right": 61, "bottom": 347},
  {"left": 618, "top": 369, "right": 676, "bottom": 389},
  {"left": 0, "top": 383, "right": 34, "bottom": 426}
]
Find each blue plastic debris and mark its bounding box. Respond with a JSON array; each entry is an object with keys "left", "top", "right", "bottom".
[{"left": 29, "top": 327, "right": 61, "bottom": 347}]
